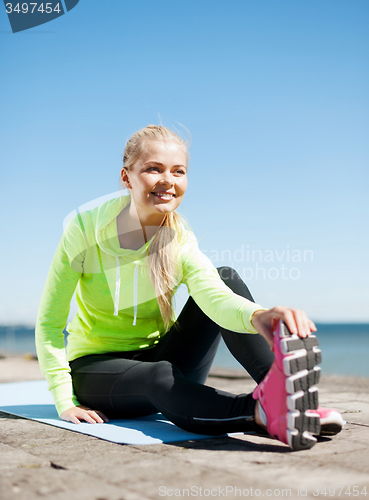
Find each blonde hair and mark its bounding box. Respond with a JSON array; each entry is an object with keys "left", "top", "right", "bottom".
[{"left": 123, "top": 125, "right": 189, "bottom": 330}]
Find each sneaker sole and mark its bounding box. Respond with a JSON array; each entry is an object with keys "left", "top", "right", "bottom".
[
  {"left": 287, "top": 387, "right": 319, "bottom": 412},
  {"left": 281, "top": 336, "right": 322, "bottom": 376},
  {"left": 278, "top": 323, "right": 322, "bottom": 451}
]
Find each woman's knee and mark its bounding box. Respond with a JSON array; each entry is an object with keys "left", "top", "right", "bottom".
[
  {"left": 216, "top": 266, "right": 241, "bottom": 282},
  {"left": 216, "top": 266, "right": 254, "bottom": 302}
]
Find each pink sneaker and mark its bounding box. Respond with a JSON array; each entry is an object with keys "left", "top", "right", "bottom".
[
  {"left": 253, "top": 320, "right": 322, "bottom": 451},
  {"left": 307, "top": 406, "right": 345, "bottom": 436}
]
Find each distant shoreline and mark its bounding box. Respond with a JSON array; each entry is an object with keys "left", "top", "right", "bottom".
[
  {"left": 1, "top": 324, "right": 368, "bottom": 378},
  {"left": 1, "top": 323, "right": 369, "bottom": 330}
]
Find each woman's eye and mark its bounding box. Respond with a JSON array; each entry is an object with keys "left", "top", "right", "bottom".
[
  {"left": 147, "top": 167, "right": 159, "bottom": 172},
  {"left": 175, "top": 169, "right": 186, "bottom": 175}
]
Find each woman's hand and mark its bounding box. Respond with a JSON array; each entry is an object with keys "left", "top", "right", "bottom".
[
  {"left": 251, "top": 306, "right": 317, "bottom": 349},
  {"left": 60, "top": 405, "right": 110, "bottom": 424}
]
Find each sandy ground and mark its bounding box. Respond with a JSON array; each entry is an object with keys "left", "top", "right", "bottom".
[{"left": 0, "top": 355, "right": 368, "bottom": 500}]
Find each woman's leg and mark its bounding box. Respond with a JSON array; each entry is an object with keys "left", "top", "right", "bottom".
[
  {"left": 70, "top": 353, "right": 258, "bottom": 435},
  {"left": 143, "top": 266, "right": 274, "bottom": 384},
  {"left": 217, "top": 266, "right": 275, "bottom": 384}
]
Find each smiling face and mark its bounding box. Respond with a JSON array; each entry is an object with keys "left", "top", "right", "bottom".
[{"left": 121, "top": 140, "right": 188, "bottom": 226}]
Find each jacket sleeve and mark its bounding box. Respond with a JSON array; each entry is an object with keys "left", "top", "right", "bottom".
[
  {"left": 35, "top": 218, "right": 85, "bottom": 416},
  {"left": 180, "top": 232, "right": 267, "bottom": 334}
]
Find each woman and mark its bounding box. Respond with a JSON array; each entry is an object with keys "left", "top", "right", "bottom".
[{"left": 36, "top": 125, "right": 343, "bottom": 451}]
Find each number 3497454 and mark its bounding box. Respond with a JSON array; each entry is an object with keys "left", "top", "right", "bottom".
[{"left": 5, "top": 3, "right": 62, "bottom": 14}]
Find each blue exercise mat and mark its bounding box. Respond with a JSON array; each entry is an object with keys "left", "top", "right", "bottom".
[{"left": 0, "top": 380, "right": 228, "bottom": 445}]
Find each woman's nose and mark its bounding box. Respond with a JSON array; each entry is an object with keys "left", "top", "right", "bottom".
[{"left": 158, "top": 173, "right": 174, "bottom": 186}]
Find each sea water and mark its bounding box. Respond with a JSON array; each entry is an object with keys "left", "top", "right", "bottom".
[
  {"left": 213, "top": 323, "right": 369, "bottom": 378},
  {"left": 1, "top": 324, "right": 368, "bottom": 378}
]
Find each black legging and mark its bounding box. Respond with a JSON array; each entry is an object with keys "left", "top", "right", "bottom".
[{"left": 69, "top": 267, "right": 274, "bottom": 435}]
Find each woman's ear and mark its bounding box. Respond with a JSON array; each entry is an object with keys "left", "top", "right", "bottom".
[{"left": 121, "top": 167, "right": 132, "bottom": 189}]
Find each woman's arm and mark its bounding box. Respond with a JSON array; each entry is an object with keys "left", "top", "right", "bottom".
[
  {"left": 35, "top": 232, "right": 83, "bottom": 416},
  {"left": 37, "top": 216, "right": 111, "bottom": 423}
]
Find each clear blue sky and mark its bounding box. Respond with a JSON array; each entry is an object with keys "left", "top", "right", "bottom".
[{"left": 0, "top": 0, "right": 368, "bottom": 325}]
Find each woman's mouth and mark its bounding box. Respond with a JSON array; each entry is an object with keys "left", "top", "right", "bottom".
[{"left": 151, "top": 192, "right": 176, "bottom": 200}]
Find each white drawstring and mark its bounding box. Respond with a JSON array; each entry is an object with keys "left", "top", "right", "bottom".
[
  {"left": 114, "top": 257, "right": 121, "bottom": 316},
  {"left": 132, "top": 263, "right": 139, "bottom": 326},
  {"left": 114, "top": 257, "right": 138, "bottom": 326},
  {"left": 113, "top": 259, "right": 139, "bottom": 325}
]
